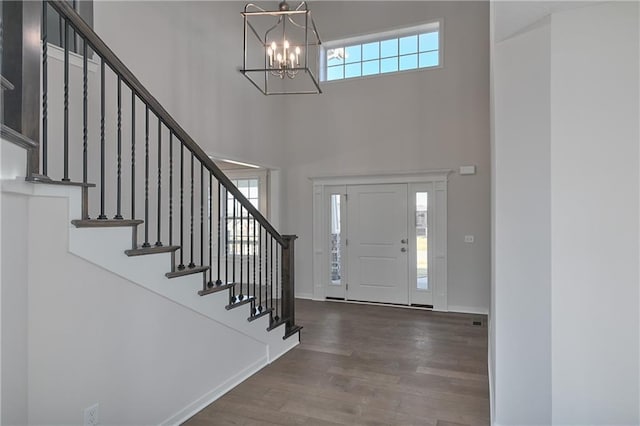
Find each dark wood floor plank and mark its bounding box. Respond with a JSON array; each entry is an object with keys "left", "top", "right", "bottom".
[{"left": 184, "top": 299, "right": 489, "bottom": 426}]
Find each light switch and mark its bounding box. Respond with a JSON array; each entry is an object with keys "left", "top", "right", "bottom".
[{"left": 464, "top": 235, "right": 474, "bottom": 243}]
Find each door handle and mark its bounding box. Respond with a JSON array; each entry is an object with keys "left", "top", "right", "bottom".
[
  {"left": 401, "top": 247, "right": 407, "bottom": 252},
  {"left": 401, "top": 239, "right": 408, "bottom": 244}
]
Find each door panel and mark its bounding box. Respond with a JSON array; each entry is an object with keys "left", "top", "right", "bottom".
[{"left": 347, "top": 184, "right": 408, "bottom": 304}]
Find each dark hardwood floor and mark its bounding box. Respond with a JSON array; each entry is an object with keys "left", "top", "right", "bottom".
[{"left": 185, "top": 299, "right": 490, "bottom": 426}]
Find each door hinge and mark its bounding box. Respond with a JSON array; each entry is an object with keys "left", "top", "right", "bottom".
[
  {"left": 346, "top": 283, "right": 349, "bottom": 290},
  {"left": 345, "top": 238, "right": 348, "bottom": 246}
]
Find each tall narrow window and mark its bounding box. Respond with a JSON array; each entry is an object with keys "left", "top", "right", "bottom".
[
  {"left": 330, "top": 194, "right": 342, "bottom": 285},
  {"left": 227, "top": 178, "right": 260, "bottom": 256},
  {"left": 46, "top": 0, "right": 93, "bottom": 54},
  {"left": 416, "top": 192, "right": 428, "bottom": 290}
]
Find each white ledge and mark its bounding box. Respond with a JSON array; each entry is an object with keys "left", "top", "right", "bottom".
[{"left": 309, "top": 169, "right": 452, "bottom": 185}]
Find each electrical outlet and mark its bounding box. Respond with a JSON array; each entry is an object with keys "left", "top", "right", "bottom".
[
  {"left": 464, "top": 235, "right": 474, "bottom": 243},
  {"left": 84, "top": 403, "right": 99, "bottom": 426}
]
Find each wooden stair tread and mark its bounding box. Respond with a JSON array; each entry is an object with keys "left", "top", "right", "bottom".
[
  {"left": 165, "top": 265, "right": 209, "bottom": 278},
  {"left": 225, "top": 296, "right": 255, "bottom": 310},
  {"left": 125, "top": 245, "right": 180, "bottom": 257},
  {"left": 72, "top": 219, "right": 143, "bottom": 228},
  {"left": 267, "top": 318, "right": 287, "bottom": 332},
  {"left": 198, "top": 282, "right": 236, "bottom": 296},
  {"left": 283, "top": 325, "right": 303, "bottom": 340},
  {"left": 26, "top": 175, "right": 96, "bottom": 187},
  {"left": 248, "top": 307, "right": 273, "bottom": 322}
]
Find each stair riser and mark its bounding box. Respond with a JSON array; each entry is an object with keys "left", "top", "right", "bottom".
[
  {"left": 8, "top": 161, "right": 298, "bottom": 361},
  {"left": 68, "top": 226, "right": 292, "bottom": 352}
]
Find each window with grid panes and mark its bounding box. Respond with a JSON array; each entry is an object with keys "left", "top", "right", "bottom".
[{"left": 227, "top": 178, "right": 260, "bottom": 256}]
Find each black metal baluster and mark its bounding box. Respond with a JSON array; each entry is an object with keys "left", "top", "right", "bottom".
[
  {"left": 178, "top": 145, "right": 185, "bottom": 270},
  {"left": 42, "top": 1, "right": 48, "bottom": 176},
  {"left": 258, "top": 224, "right": 262, "bottom": 312},
  {"left": 155, "top": 117, "right": 162, "bottom": 246},
  {"left": 247, "top": 214, "right": 251, "bottom": 300},
  {"left": 239, "top": 204, "right": 244, "bottom": 300},
  {"left": 245, "top": 211, "right": 249, "bottom": 299},
  {"left": 224, "top": 187, "right": 229, "bottom": 288},
  {"left": 62, "top": 19, "right": 69, "bottom": 181},
  {"left": 142, "top": 105, "right": 150, "bottom": 247},
  {"left": 207, "top": 171, "right": 213, "bottom": 287},
  {"left": 275, "top": 243, "right": 280, "bottom": 322},
  {"left": 71, "top": 0, "right": 77, "bottom": 52},
  {"left": 216, "top": 181, "right": 222, "bottom": 286},
  {"left": 232, "top": 195, "right": 236, "bottom": 300},
  {"left": 131, "top": 92, "right": 135, "bottom": 220},
  {"left": 265, "top": 229, "right": 269, "bottom": 313},
  {"left": 188, "top": 153, "right": 195, "bottom": 268},
  {"left": 114, "top": 76, "right": 123, "bottom": 219},
  {"left": 57, "top": 12, "right": 62, "bottom": 49},
  {"left": 270, "top": 235, "right": 274, "bottom": 319},
  {"left": 82, "top": 41, "right": 88, "bottom": 219},
  {"left": 169, "top": 133, "right": 173, "bottom": 245},
  {"left": 200, "top": 163, "right": 204, "bottom": 267},
  {"left": 97, "top": 59, "right": 107, "bottom": 219},
  {"left": 253, "top": 218, "right": 257, "bottom": 313}
]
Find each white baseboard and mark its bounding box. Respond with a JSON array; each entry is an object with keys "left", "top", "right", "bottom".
[
  {"left": 160, "top": 355, "right": 268, "bottom": 425},
  {"left": 295, "top": 293, "right": 314, "bottom": 300},
  {"left": 447, "top": 305, "right": 488, "bottom": 315}
]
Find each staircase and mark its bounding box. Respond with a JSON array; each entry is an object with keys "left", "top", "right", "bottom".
[{"left": 1, "top": 1, "right": 300, "bottom": 423}]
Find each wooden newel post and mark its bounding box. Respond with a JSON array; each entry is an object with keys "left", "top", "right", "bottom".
[{"left": 281, "top": 234, "right": 298, "bottom": 332}]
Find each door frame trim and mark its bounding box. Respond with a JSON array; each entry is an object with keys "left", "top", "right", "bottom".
[{"left": 311, "top": 170, "right": 451, "bottom": 311}]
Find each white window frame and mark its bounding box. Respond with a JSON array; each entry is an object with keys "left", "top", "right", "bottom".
[
  {"left": 310, "top": 170, "right": 450, "bottom": 311},
  {"left": 224, "top": 169, "right": 269, "bottom": 257},
  {"left": 225, "top": 169, "right": 268, "bottom": 216},
  {"left": 320, "top": 20, "right": 443, "bottom": 83}
]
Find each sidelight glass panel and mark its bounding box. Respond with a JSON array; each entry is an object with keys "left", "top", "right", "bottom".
[
  {"left": 330, "top": 194, "right": 342, "bottom": 285},
  {"left": 416, "top": 192, "right": 428, "bottom": 290}
]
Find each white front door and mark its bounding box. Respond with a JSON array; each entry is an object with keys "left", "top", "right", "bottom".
[{"left": 346, "top": 184, "right": 409, "bottom": 304}]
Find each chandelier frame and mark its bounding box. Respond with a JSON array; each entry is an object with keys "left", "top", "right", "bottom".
[{"left": 240, "top": 2, "right": 322, "bottom": 95}]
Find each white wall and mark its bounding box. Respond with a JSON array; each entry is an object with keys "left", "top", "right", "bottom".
[
  {"left": 493, "top": 16, "right": 551, "bottom": 425},
  {"left": 90, "top": 1, "right": 491, "bottom": 312},
  {"left": 282, "top": 1, "right": 491, "bottom": 311},
  {"left": 9, "top": 190, "right": 266, "bottom": 425},
  {"left": 550, "top": 3, "right": 639, "bottom": 423},
  {"left": 492, "top": 2, "right": 639, "bottom": 424},
  {"left": 1, "top": 137, "right": 275, "bottom": 424},
  {"left": 93, "top": 1, "right": 285, "bottom": 171},
  {"left": 1, "top": 191, "right": 29, "bottom": 426}
]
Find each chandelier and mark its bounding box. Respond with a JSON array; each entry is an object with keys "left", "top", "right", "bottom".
[{"left": 240, "top": 1, "right": 322, "bottom": 95}]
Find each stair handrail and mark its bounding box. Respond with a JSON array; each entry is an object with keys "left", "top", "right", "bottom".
[{"left": 48, "top": 0, "right": 287, "bottom": 248}]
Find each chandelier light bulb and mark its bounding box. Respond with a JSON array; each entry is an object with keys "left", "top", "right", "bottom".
[
  {"left": 267, "top": 47, "right": 273, "bottom": 66},
  {"left": 276, "top": 53, "right": 283, "bottom": 63},
  {"left": 284, "top": 40, "right": 289, "bottom": 49}
]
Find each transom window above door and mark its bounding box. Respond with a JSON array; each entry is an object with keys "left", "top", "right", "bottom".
[{"left": 322, "top": 21, "right": 441, "bottom": 82}]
